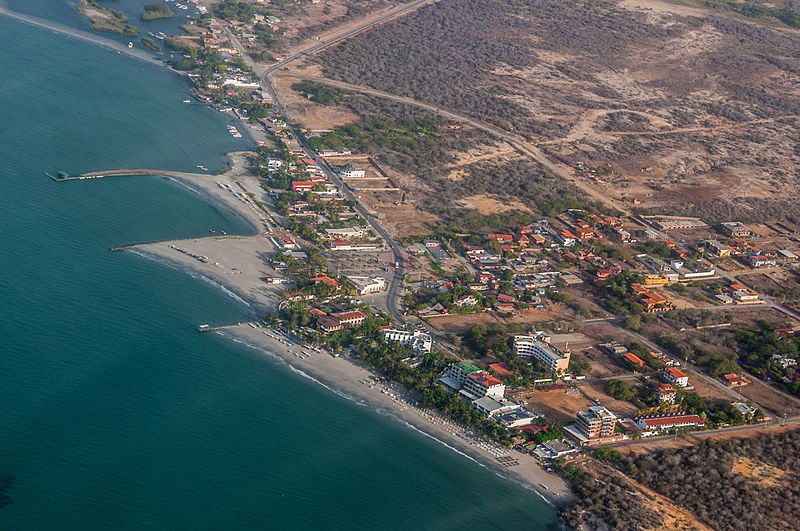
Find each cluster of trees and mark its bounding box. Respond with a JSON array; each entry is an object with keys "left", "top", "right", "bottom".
[
  {"left": 605, "top": 379, "right": 638, "bottom": 401},
  {"left": 619, "top": 431, "right": 800, "bottom": 530},
  {"left": 141, "top": 3, "right": 174, "bottom": 20},
  {"left": 734, "top": 321, "right": 800, "bottom": 395},
  {"left": 292, "top": 82, "right": 347, "bottom": 106},
  {"left": 217, "top": 0, "right": 257, "bottom": 22},
  {"left": 309, "top": 116, "right": 439, "bottom": 154},
  {"left": 704, "top": 0, "right": 800, "bottom": 28},
  {"left": 79, "top": 0, "right": 139, "bottom": 36}
]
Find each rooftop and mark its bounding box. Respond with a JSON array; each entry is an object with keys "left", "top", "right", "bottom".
[
  {"left": 468, "top": 371, "right": 503, "bottom": 387},
  {"left": 453, "top": 361, "right": 480, "bottom": 375}
]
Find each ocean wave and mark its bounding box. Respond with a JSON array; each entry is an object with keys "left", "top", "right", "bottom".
[
  {"left": 128, "top": 248, "right": 255, "bottom": 314},
  {"left": 217, "top": 329, "right": 558, "bottom": 507}
]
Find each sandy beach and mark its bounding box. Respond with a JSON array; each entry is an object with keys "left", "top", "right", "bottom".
[{"left": 126, "top": 162, "right": 573, "bottom": 506}]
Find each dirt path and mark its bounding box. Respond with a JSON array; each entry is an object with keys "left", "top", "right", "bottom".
[{"left": 278, "top": 73, "right": 635, "bottom": 213}]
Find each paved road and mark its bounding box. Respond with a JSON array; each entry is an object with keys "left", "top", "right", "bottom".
[
  {"left": 224, "top": 21, "right": 410, "bottom": 324},
  {"left": 0, "top": 5, "right": 164, "bottom": 67},
  {"left": 609, "top": 415, "right": 800, "bottom": 449}
]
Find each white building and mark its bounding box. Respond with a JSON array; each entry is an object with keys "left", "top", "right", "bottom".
[
  {"left": 472, "top": 396, "right": 516, "bottom": 417},
  {"left": 462, "top": 371, "right": 505, "bottom": 400},
  {"left": 513, "top": 335, "right": 571, "bottom": 372},
  {"left": 663, "top": 367, "right": 689, "bottom": 387},
  {"left": 266, "top": 159, "right": 283, "bottom": 171},
  {"left": 382, "top": 328, "right": 432, "bottom": 354},
  {"left": 440, "top": 361, "right": 481, "bottom": 389},
  {"left": 336, "top": 164, "right": 366, "bottom": 178},
  {"left": 347, "top": 276, "right": 386, "bottom": 295}
]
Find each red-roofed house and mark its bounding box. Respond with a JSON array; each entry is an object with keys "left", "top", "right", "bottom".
[
  {"left": 292, "top": 181, "right": 316, "bottom": 192},
  {"left": 723, "top": 373, "right": 749, "bottom": 387},
  {"left": 663, "top": 367, "right": 689, "bottom": 387},
  {"left": 635, "top": 414, "right": 705, "bottom": 432},
  {"left": 624, "top": 352, "right": 645, "bottom": 369},
  {"left": 657, "top": 384, "right": 677, "bottom": 403},
  {"left": 309, "top": 308, "right": 327, "bottom": 316},
  {"left": 488, "top": 234, "right": 513, "bottom": 242},
  {"left": 330, "top": 310, "right": 366, "bottom": 329},
  {"left": 463, "top": 371, "right": 505, "bottom": 399},
  {"left": 312, "top": 275, "right": 341, "bottom": 289}
]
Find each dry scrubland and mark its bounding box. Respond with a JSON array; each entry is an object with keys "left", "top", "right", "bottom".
[
  {"left": 562, "top": 428, "right": 800, "bottom": 530},
  {"left": 313, "top": 0, "right": 800, "bottom": 222}
]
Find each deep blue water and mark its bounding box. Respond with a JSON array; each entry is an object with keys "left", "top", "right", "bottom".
[{"left": 0, "top": 3, "right": 561, "bottom": 529}]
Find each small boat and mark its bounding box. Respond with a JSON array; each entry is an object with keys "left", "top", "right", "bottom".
[
  {"left": 128, "top": 42, "right": 133, "bottom": 48},
  {"left": 220, "top": 230, "right": 226, "bottom": 235},
  {"left": 183, "top": 99, "right": 191, "bottom": 103},
  {"left": 208, "top": 229, "right": 215, "bottom": 233}
]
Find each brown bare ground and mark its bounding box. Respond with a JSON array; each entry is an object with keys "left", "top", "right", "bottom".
[
  {"left": 731, "top": 456, "right": 785, "bottom": 487},
  {"left": 524, "top": 388, "right": 594, "bottom": 423},
  {"left": 272, "top": 65, "right": 359, "bottom": 131},
  {"left": 581, "top": 383, "right": 640, "bottom": 416},
  {"left": 456, "top": 194, "right": 533, "bottom": 215},
  {"left": 736, "top": 377, "right": 800, "bottom": 417}
]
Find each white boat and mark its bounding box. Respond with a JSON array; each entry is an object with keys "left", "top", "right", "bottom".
[{"left": 128, "top": 42, "right": 133, "bottom": 48}]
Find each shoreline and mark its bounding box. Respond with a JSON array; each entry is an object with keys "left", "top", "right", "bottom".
[
  {"left": 30, "top": 0, "right": 577, "bottom": 508},
  {"left": 122, "top": 171, "right": 574, "bottom": 507}
]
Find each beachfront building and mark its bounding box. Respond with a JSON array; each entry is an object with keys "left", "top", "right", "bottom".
[
  {"left": 440, "top": 361, "right": 481, "bottom": 389},
  {"left": 575, "top": 406, "right": 617, "bottom": 440},
  {"left": 330, "top": 310, "right": 366, "bottom": 329},
  {"left": 513, "top": 335, "right": 571, "bottom": 372},
  {"left": 462, "top": 371, "right": 505, "bottom": 400},
  {"left": 382, "top": 329, "right": 432, "bottom": 354}
]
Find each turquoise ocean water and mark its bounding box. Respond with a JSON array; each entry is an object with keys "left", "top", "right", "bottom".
[{"left": 0, "top": 3, "right": 561, "bottom": 529}]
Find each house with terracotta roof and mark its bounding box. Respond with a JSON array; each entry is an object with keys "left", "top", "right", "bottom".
[
  {"left": 657, "top": 384, "right": 677, "bottom": 403},
  {"left": 624, "top": 352, "right": 645, "bottom": 370},
  {"left": 312, "top": 275, "right": 341, "bottom": 289},
  {"left": 463, "top": 371, "right": 505, "bottom": 400},
  {"left": 330, "top": 310, "right": 366, "bottom": 329},
  {"left": 723, "top": 373, "right": 749, "bottom": 387},
  {"left": 488, "top": 233, "right": 513, "bottom": 242},
  {"left": 634, "top": 414, "right": 705, "bottom": 433},
  {"left": 663, "top": 367, "right": 689, "bottom": 387}
]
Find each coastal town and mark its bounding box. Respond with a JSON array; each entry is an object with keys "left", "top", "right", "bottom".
[{"left": 50, "top": 0, "right": 800, "bottom": 528}]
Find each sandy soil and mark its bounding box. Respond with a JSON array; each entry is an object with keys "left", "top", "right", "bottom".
[
  {"left": 522, "top": 388, "right": 593, "bottom": 423},
  {"left": 457, "top": 195, "right": 533, "bottom": 215},
  {"left": 272, "top": 70, "right": 359, "bottom": 131}
]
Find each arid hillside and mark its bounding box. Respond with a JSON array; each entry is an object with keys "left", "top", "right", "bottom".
[{"left": 314, "top": 0, "right": 800, "bottom": 221}]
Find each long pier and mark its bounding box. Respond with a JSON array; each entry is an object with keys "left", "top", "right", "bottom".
[{"left": 48, "top": 169, "right": 213, "bottom": 181}]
